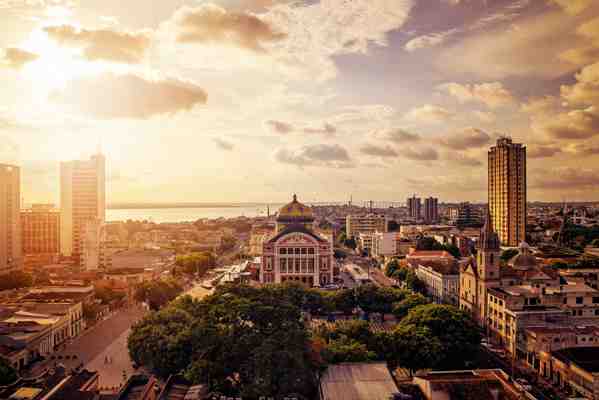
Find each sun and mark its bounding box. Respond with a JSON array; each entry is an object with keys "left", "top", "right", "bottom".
[{"left": 20, "top": 28, "right": 101, "bottom": 96}]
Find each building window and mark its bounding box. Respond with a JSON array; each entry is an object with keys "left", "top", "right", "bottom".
[
  {"left": 294, "top": 248, "right": 301, "bottom": 255},
  {"left": 576, "top": 297, "right": 583, "bottom": 304},
  {"left": 280, "top": 258, "right": 287, "bottom": 274},
  {"left": 279, "top": 248, "right": 287, "bottom": 255},
  {"left": 301, "top": 248, "right": 307, "bottom": 255},
  {"left": 593, "top": 297, "right": 599, "bottom": 304},
  {"left": 308, "top": 248, "right": 315, "bottom": 255}
]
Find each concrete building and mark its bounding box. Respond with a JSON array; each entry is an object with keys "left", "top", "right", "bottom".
[
  {"left": 80, "top": 218, "right": 108, "bottom": 270},
  {"left": 452, "top": 202, "right": 482, "bottom": 228},
  {"left": 423, "top": 197, "right": 439, "bottom": 223},
  {"left": 60, "top": 153, "right": 105, "bottom": 263},
  {"left": 261, "top": 195, "right": 334, "bottom": 286},
  {"left": 415, "top": 262, "right": 460, "bottom": 305},
  {"left": 0, "top": 164, "right": 21, "bottom": 274},
  {"left": 345, "top": 214, "right": 388, "bottom": 238},
  {"left": 319, "top": 362, "right": 399, "bottom": 400},
  {"left": 549, "top": 347, "right": 599, "bottom": 399},
  {"left": 488, "top": 137, "right": 526, "bottom": 246},
  {"left": 21, "top": 204, "right": 60, "bottom": 268},
  {"left": 407, "top": 194, "right": 422, "bottom": 220}
]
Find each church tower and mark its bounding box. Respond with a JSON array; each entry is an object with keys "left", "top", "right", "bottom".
[{"left": 478, "top": 209, "right": 501, "bottom": 281}]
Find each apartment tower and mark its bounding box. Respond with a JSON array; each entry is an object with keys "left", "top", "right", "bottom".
[
  {"left": 488, "top": 137, "right": 526, "bottom": 246},
  {"left": 60, "top": 153, "right": 105, "bottom": 262},
  {"left": 423, "top": 197, "right": 439, "bottom": 223},
  {"left": 407, "top": 195, "right": 422, "bottom": 220},
  {"left": 21, "top": 204, "right": 60, "bottom": 268},
  {"left": 0, "top": 164, "right": 22, "bottom": 273}
]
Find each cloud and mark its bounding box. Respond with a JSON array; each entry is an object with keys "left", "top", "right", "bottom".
[
  {"left": 440, "top": 127, "right": 491, "bottom": 150},
  {"left": 443, "top": 152, "right": 483, "bottom": 166},
  {"left": 438, "top": 82, "right": 515, "bottom": 108},
  {"left": 51, "top": 73, "right": 207, "bottom": 119},
  {"left": 528, "top": 144, "right": 562, "bottom": 158},
  {"left": 540, "top": 107, "right": 599, "bottom": 139},
  {"left": 44, "top": 25, "right": 151, "bottom": 64},
  {"left": 405, "top": 104, "right": 454, "bottom": 122},
  {"left": 473, "top": 110, "right": 496, "bottom": 123},
  {"left": 1, "top": 47, "right": 38, "bottom": 69},
  {"left": 549, "top": 0, "right": 594, "bottom": 15},
  {"left": 400, "top": 146, "right": 439, "bottom": 161},
  {"left": 213, "top": 138, "right": 234, "bottom": 151},
  {"left": 360, "top": 144, "right": 397, "bottom": 158},
  {"left": 274, "top": 144, "right": 353, "bottom": 168},
  {"left": 531, "top": 167, "right": 599, "bottom": 189},
  {"left": 438, "top": 11, "right": 584, "bottom": 79},
  {"left": 404, "top": 29, "right": 457, "bottom": 52},
  {"left": 567, "top": 143, "right": 599, "bottom": 156},
  {"left": 265, "top": 119, "right": 294, "bottom": 134},
  {"left": 170, "top": 4, "right": 286, "bottom": 53},
  {"left": 380, "top": 129, "right": 421, "bottom": 143},
  {"left": 303, "top": 123, "right": 336, "bottom": 136},
  {"left": 520, "top": 95, "right": 561, "bottom": 116},
  {"left": 561, "top": 62, "right": 599, "bottom": 107}
]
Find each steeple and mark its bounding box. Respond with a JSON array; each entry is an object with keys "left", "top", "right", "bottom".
[{"left": 481, "top": 208, "right": 500, "bottom": 251}]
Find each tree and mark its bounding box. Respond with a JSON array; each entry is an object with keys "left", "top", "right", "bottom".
[
  {"left": 400, "top": 304, "right": 481, "bottom": 369},
  {"left": 443, "top": 244, "right": 461, "bottom": 259},
  {"left": 322, "top": 335, "right": 376, "bottom": 363},
  {"left": 95, "top": 287, "right": 126, "bottom": 305},
  {"left": 385, "top": 259, "right": 401, "bottom": 278},
  {"left": 128, "top": 285, "right": 319, "bottom": 399},
  {"left": 0, "top": 358, "right": 16, "bottom": 385},
  {"left": 344, "top": 237, "right": 357, "bottom": 250},
  {"left": 175, "top": 252, "right": 215, "bottom": 276},
  {"left": 383, "top": 324, "right": 442, "bottom": 375},
  {"left": 0, "top": 271, "right": 33, "bottom": 291},
  {"left": 218, "top": 236, "right": 236, "bottom": 253},
  {"left": 388, "top": 220, "right": 400, "bottom": 232},
  {"left": 416, "top": 237, "right": 445, "bottom": 251},
  {"left": 405, "top": 271, "right": 426, "bottom": 294},
  {"left": 500, "top": 248, "right": 519, "bottom": 263},
  {"left": 392, "top": 293, "right": 430, "bottom": 320},
  {"left": 355, "top": 284, "right": 408, "bottom": 314},
  {"left": 134, "top": 279, "right": 183, "bottom": 310}
]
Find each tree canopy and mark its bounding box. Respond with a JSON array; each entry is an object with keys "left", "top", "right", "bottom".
[
  {"left": 175, "top": 252, "right": 215, "bottom": 275},
  {"left": 399, "top": 304, "right": 481, "bottom": 369},
  {"left": 133, "top": 279, "right": 183, "bottom": 310},
  {"left": 0, "top": 358, "right": 16, "bottom": 385},
  {"left": 500, "top": 248, "right": 519, "bottom": 263},
  {"left": 128, "top": 284, "right": 319, "bottom": 399}
]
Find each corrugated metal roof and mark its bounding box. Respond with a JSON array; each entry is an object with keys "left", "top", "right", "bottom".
[{"left": 320, "top": 363, "right": 398, "bottom": 400}]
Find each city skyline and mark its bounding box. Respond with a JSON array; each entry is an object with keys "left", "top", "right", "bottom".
[{"left": 1, "top": 0, "right": 599, "bottom": 204}]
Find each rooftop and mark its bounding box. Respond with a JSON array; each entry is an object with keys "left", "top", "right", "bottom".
[{"left": 320, "top": 362, "right": 399, "bottom": 400}]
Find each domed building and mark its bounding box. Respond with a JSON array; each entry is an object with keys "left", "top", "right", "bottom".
[
  {"left": 508, "top": 242, "right": 538, "bottom": 271},
  {"left": 260, "top": 195, "right": 334, "bottom": 286}
]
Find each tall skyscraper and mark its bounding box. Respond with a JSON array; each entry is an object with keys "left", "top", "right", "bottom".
[
  {"left": 488, "top": 137, "right": 526, "bottom": 246},
  {"left": 423, "top": 197, "right": 439, "bottom": 223},
  {"left": 60, "top": 153, "right": 105, "bottom": 262},
  {"left": 407, "top": 195, "right": 421, "bottom": 220},
  {"left": 0, "top": 164, "right": 22, "bottom": 273}
]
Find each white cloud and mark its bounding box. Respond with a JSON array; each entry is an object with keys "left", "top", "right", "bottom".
[
  {"left": 438, "top": 81, "right": 515, "bottom": 108},
  {"left": 404, "top": 29, "right": 457, "bottom": 52},
  {"left": 405, "top": 104, "right": 454, "bottom": 122}
]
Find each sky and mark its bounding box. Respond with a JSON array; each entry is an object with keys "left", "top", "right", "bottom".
[{"left": 0, "top": 0, "right": 598, "bottom": 204}]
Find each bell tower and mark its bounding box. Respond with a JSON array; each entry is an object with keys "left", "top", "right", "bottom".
[{"left": 478, "top": 209, "right": 500, "bottom": 281}]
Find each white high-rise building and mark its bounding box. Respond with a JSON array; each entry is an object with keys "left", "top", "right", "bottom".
[
  {"left": 60, "top": 153, "right": 105, "bottom": 262},
  {"left": 0, "top": 164, "right": 21, "bottom": 273}
]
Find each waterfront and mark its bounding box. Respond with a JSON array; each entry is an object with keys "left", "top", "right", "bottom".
[{"left": 106, "top": 204, "right": 282, "bottom": 222}]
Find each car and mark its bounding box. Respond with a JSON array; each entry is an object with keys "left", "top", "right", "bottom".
[{"left": 513, "top": 378, "right": 532, "bottom": 392}]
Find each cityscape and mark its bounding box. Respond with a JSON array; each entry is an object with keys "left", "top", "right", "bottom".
[{"left": 1, "top": 1, "right": 599, "bottom": 400}]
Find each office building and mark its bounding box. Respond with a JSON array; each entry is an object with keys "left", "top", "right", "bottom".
[
  {"left": 424, "top": 197, "right": 439, "bottom": 223},
  {"left": 345, "top": 214, "right": 388, "bottom": 238},
  {"left": 21, "top": 204, "right": 60, "bottom": 268},
  {"left": 60, "top": 153, "right": 105, "bottom": 263},
  {"left": 407, "top": 195, "right": 421, "bottom": 220},
  {"left": 80, "top": 218, "right": 108, "bottom": 270},
  {"left": 0, "top": 164, "right": 21, "bottom": 273},
  {"left": 452, "top": 202, "right": 482, "bottom": 228},
  {"left": 488, "top": 137, "right": 526, "bottom": 246}
]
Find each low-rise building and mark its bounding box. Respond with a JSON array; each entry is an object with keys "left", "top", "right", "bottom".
[
  {"left": 550, "top": 347, "right": 599, "bottom": 399},
  {"left": 346, "top": 214, "right": 388, "bottom": 239},
  {"left": 319, "top": 362, "right": 399, "bottom": 400},
  {"left": 415, "top": 262, "right": 460, "bottom": 305}
]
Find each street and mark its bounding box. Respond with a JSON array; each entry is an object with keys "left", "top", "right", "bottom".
[{"left": 26, "top": 305, "right": 146, "bottom": 389}]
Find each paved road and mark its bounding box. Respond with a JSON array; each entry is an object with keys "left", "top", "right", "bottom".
[{"left": 26, "top": 305, "right": 146, "bottom": 386}]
